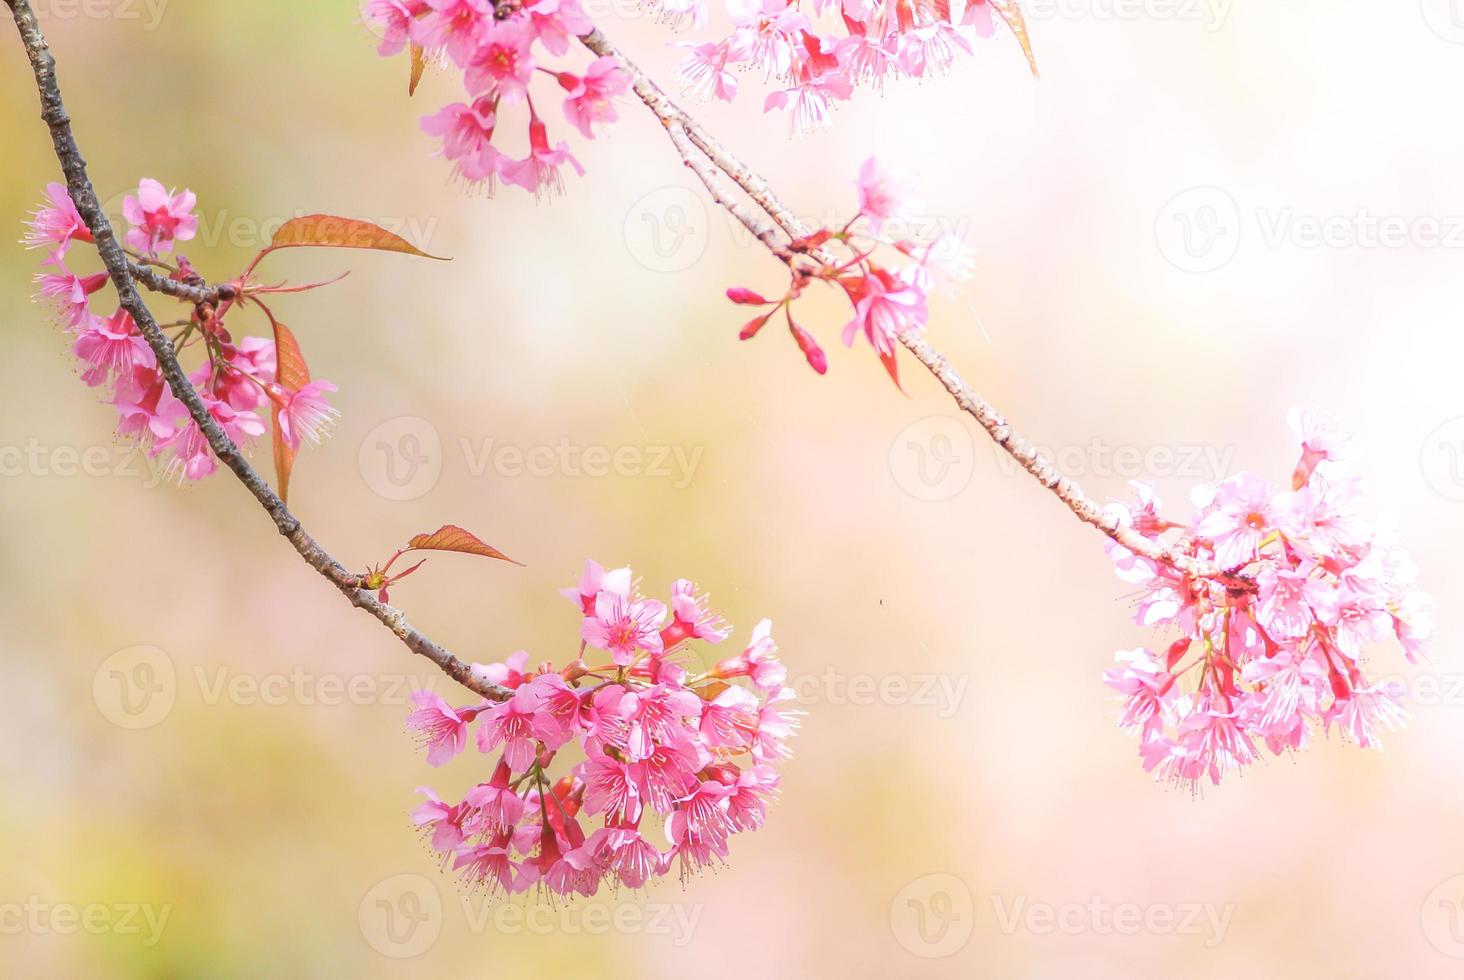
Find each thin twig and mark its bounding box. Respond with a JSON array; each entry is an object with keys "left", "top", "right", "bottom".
[
  {"left": 580, "top": 27, "right": 1239, "bottom": 587},
  {"left": 128, "top": 261, "right": 236, "bottom": 305},
  {"left": 6, "top": 0, "right": 511, "bottom": 702}
]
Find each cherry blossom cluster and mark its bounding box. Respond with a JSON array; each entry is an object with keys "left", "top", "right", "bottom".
[
  {"left": 726, "top": 156, "right": 972, "bottom": 384},
  {"left": 23, "top": 181, "right": 339, "bottom": 484},
  {"left": 675, "top": 0, "right": 1030, "bottom": 134},
  {"left": 363, "top": 0, "right": 631, "bottom": 197},
  {"left": 1103, "top": 410, "right": 1436, "bottom": 791},
  {"left": 407, "top": 560, "right": 796, "bottom": 898}
]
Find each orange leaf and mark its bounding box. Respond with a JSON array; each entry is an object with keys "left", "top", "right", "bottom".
[
  {"left": 409, "top": 43, "right": 426, "bottom": 96},
  {"left": 271, "top": 318, "right": 311, "bottom": 393},
  {"left": 269, "top": 214, "right": 447, "bottom": 260},
  {"left": 272, "top": 407, "right": 297, "bottom": 504},
  {"left": 407, "top": 525, "right": 521, "bottom": 565},
  {"left": 695, "top": 681, "right": 731, "bottom": 702},
  {"left": 992, "top": 1, "right": 1039, "bottom": 77}
]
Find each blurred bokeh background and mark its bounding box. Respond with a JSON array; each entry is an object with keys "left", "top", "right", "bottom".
[{"left": 2, "top": 0, "right": 1463, "bottom": 975}]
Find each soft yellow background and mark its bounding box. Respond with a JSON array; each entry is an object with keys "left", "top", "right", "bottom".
[{"left": 2, "top": 0, "right": 1462, "bottom": 975}]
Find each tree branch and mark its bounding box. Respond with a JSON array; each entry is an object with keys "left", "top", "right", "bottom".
[
  {"left": 580, "top": 27, "right": 1240, "bottom": 587},
  {"left": 6, "top": 0, "right": 511, "bottom": 702}
]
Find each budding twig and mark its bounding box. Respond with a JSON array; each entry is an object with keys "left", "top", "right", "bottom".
[
  {"left": 578, "top": 26, "right": 1239, "bottom": 587},
  {"left": 5, "top": 0, "right": 510, "bottom": 703}
]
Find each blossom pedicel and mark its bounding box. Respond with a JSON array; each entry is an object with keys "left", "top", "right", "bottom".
[
  {"left": 1103, "top": 410, "right": 1435, "bottom": 790},
  {"left": 407, "top": 561, "right": 797, "bottom": 897}
]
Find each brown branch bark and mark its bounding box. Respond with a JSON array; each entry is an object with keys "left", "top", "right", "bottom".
[
  {"left": 6, "top": 0, "right": 511, "bottom": 702},
  {"left": 580, "top": 27, "right": 1240, "bottom": 587}
]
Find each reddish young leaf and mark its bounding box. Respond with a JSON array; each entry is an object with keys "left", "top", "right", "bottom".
[
  {"left": 409, "top": 43, "right": 426, "bottom": 96},
  {"left": 991, "top": 0, "right": 1039, "bottom": 77},
  {"left": 272, "top": 407, "right": 297, "bottom": 504},
  {"left": 406, "top": 524, "right": 521, "bottom": 565},
  {"left": 879, "top": 348, "right": 905, "bottom": 392},
  {"left": 268, "top": 215, "right": 448, "bottom": 260},
  {"left": 271, "top": 318, "right": 311, "bottom": 392}
]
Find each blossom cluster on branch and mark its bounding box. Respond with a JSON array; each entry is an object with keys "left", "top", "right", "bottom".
[
  {"left": 1103, "top": 411, "right": 1436, "bottom": 790},
  {"left": 408, "top": 561, "right": 795, "bottom": 897},
  {"left": 675, "top": 0, "right": 1035, "bottom": 133},
  {"left": 364, "top": 0, "right": 632, "bottom": 197},
  {"left": 24, "top": 180, "right": 338, "bottom": 485},
  {"left": 727, "top": 156, "right": 971, "bottom": 383}
]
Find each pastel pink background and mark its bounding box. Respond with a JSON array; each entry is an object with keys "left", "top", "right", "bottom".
[{"left": 2, "top": 1, "right": 1462, "bottom": 975}]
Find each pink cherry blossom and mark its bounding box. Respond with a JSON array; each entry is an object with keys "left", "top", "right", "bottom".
[
  {"left": 714, "top": 618, "right": 786, "bottom": 692},
  {"left": 581, "top": 589, "right": 667, "bottom": 665},
  {"left": 523, "top": 0, "right": 593, "bottom": 56},
  {"left": 34, "top": 262, "right": 107, "bottom": 329},
  {"left": 464, "top": 19, "right": 535, "bottom": 101},
  {"left": 562, "top": 559, "right": 633, "bottom": 614},
  {"left": 579, "top": 753, "right": 642, "bottom": 824},
  {"left": 560, "top": 57, "right": 630, "bottom": 140},
  {"left": 499, "top": 117, "right": 584, "bottom": 200},
  {"left": 1104, "top": 412, "right": 1433, "bottom": 789},
  {"left": 406, "top": 690, "right": 476, "bottom": 766},
  {"left": 154, "top": 396, "right": 266, "bottom": 483},
  {"left": 1102, "top": 647, "right": 1170, "bottom": 738},
  {"left": 471, "top": 650, "right": 531, "bottom": 689},
  {"left": 420, "top": 99, "right": 503, "bottom": 187},
  {"left": 414, "top": 0, "right": 491, "bottom": 66},
  {"left": 24, "top": 182, "right": 92, "bottom": 257},
  {"left": 588, "top": 826, "right": 665, "bottom": 889},
  {"left": 413, "top": 786, "right": 468, "bottom": 852},
  {"left": 453, "top": 839, "right": 520, "bottom": 895},
  {"left": 662, "top": 578, "right": 731, "bottom": 648},
  {"left": 275, "top": 380, "right": 339, "bottom": 451},
  {"left": 476, "top": 684, "right": 563, "bottom": 773},
  {"left": 463, "top": 761, "right": 528, "bottom": 832},
  {"left": 404, "top": 562, "right": 792, "bottom": 900},
  {"left": 73, "top": 309, "right": 155, "bottom": 387},
  {"left": 676, "top": 42, "right": 739, "bottom": 102},
  {"left": 840, "top": 265, "right": 928, "bottom": 355},
  {"left": 213, "top": 338, "right": 277, "bottom": 412},
  {"left": 362, "top": 0, "right": 428, "bottom": 55},
  {"left": 112, "top": 366, "right": 177, "bottom": 447},
  {"left": 855, "top": 156, "right": 919, "bottom": 236},
  {"left": 122, "top": 178, "right": 198, "bottom": 256},
  {"left": 1194, "top": 472, "right": 1274, "bottom": 570}
]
